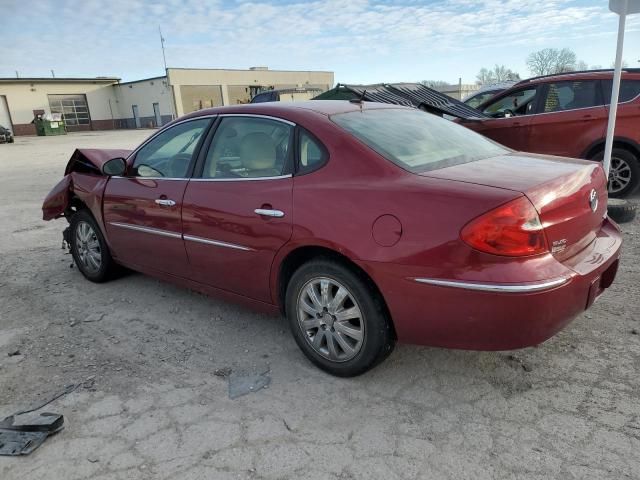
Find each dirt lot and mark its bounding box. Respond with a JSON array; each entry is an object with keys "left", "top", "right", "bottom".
[{"left": 0, "top": 130, "right": 639, "bottom": 480}]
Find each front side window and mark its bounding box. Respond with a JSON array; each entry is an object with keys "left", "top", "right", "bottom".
[
  {"left": 202, "top": 116, "right": 293, "bottom": 179},
  {"left": 543, "top": 81, "right": 600, "bottom": 112},
  {"left": 482, "top": 88, "right": 537, "bottom": 117},
  {"left": 132, "top": 118, "right": 210, "bottom": 178},
  {"left": 464, "top": 91, "right": 499, "bottom": 109},
  {"left": 332, "top": 108, "right": 507, "bottom": 173}
]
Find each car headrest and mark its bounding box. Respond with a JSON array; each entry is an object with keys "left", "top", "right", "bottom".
[{"left": 240, "top": 132, "right": 277, "bottom": 171}]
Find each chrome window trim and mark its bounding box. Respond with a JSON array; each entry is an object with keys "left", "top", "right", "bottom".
[
  {"left": 190, "top": 174, "right": 292, "bottom": 182},
  {"left": 218, "top": 113, "right": 296, "bottom": 126},
  {"left": 413, "top": 277, "right": 568, "bottom": 293},
  {"left": 111, "top": 176, "right": 188, "bottom": 181},
  {"left": 183, "top": 234, "right": 254, "bottom": 251},
  {"left": 109, "top": 222, "right": 182, "bottom": 239}
]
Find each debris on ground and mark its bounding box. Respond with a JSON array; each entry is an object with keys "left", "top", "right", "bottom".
[
  {"left": 0, "top": 413, "right": 64, "bottom": 456},
  {"left": 7, "top": 349, "right": 21, "bottom": 357},
  {"left": 214, "top": 367, "right": 232, "bottom": 378},
  {"left": 0, "top": 384, "right": 79, "bottom": 455},
  {"left": 228, "top": 365, "right": 271, "bottom": 399}
]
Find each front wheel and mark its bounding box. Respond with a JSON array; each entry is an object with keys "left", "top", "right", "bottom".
[
  {"left": 69, "top": 210, "right": 117, "bottom": 282},
  {"left": 285, "top": 259, "right": 395, "bottom": 377}
]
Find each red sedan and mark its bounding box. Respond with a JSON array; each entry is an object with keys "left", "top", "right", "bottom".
[{"left": 42, "top": 101, "right": 622, "bottom": 376}]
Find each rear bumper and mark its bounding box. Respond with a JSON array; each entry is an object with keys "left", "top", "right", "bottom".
[{"left": 367, "top": 219, "right": 622, "bottom": 350}]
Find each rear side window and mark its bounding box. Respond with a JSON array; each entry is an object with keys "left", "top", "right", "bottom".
[
  {"left": 602, "top": 79, "right": 640, "bottom": 103},
  {"left": 331, "top": 108, "right": 507, "bottom": 173},
  {"left": 297, "top": 130, "right": 327, "bottom": 175},
  {"left": 543, "top": 81, "right": 601, "bottom": 112}
]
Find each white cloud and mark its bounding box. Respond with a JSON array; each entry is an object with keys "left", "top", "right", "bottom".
[{"left": 0, "top": 0, "right": 633, "bottom": 83}]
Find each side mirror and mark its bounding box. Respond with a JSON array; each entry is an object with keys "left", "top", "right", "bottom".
[{"left": 102, "top": 157, "right": 126, "bottom": 176}]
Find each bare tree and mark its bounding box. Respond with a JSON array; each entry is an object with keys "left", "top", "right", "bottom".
[
  {"left": 576, "top": 60, "right": 589, "bottom": 71},
  {"left": 526, "top": 48, "right": 577, "bottom": 76},
  {"left": 476, "top": 65, "right": 520, "bottom": 85},
  {"left": 420, "top": 80, "right": 451, "bottom": 89}
]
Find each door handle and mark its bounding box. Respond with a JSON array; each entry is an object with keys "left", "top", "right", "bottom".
[
  {"left": 255, "top": 208, "right": 284, "bottom": 218},
  {"left": 155, "top": 198, "right": 176, "bottom": 207}
]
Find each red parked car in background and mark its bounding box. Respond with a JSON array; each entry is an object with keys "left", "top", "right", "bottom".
[
  {"left": 462, "top": 69, "right": 640, "bottom": 197},
  {"left": 43, "top": 101, "right": 621, "bottom": 376}
]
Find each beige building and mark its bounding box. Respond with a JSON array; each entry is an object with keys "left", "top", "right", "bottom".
[
  {"left": 0, "top": 67, "right": 334, "bottom": 136},
  {"left": 167, "top": 67, "right": 334, "bottom": 116}
]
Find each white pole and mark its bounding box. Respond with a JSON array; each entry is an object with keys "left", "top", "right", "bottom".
[{"left": 603, "top": 0, "right": 628, "bottom": 187}]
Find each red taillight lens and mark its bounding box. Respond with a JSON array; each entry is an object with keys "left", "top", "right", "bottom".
[{"left": 461, "top": 196, "right": 549, "bottom": 257}]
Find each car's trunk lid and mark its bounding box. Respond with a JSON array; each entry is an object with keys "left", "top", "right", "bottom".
[{"left": 422, "top": 153, "right": 608, "bottom": 261}]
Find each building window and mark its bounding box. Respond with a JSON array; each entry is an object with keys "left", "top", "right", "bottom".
[{"left": 48, "top": 94, "right": 90, "bottom": 126}]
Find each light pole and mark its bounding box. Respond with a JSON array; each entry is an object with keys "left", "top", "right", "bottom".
[{"left": 603, "top": 0, "right": 640, "bottom": 190}]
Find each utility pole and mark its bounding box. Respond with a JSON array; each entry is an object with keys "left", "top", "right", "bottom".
[
  {"left": 159, "top": 26, "right": 168, "bottom": 71},
  {"left": 15, "top": 71, "right": 19, "bottom": 78}
]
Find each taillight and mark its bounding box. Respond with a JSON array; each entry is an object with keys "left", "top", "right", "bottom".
[{"left": 461, "top": 196, "right": 549, "bottom": 257}]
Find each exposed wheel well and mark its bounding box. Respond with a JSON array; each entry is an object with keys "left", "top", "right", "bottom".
[
  {"left": 277, "top": 246, "right": 396, "bottom": 339},
  {"left": 584, "top": 139, "right": 640, "bottom": 160}
]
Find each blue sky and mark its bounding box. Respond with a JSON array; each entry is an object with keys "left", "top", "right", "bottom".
[{"left": 1, "top": 0, "right": 638, "bottom": 84}]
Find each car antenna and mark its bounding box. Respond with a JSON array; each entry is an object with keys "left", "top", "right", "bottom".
[{"left": 349, "top": 89, "right": 367, "bottom": 108}]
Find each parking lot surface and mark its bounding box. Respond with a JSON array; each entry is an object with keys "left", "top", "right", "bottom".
[{"left": 0, "top": 130, "right": 639, "bottom": 480}]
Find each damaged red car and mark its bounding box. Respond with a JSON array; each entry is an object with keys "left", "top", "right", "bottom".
[{"left": 43, "top": 101, "right": 622, "bottom": 376}]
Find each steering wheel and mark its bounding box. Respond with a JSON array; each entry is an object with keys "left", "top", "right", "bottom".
[{"left": 169, "top": 153, "right": 193, "bottom": 177}]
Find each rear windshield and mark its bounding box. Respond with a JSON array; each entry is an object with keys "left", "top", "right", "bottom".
[{"left": 331, "top": 108, "right": 507, "bottom": 172}]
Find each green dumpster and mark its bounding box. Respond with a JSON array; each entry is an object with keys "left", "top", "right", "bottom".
[{"left": 34, "top": 116, "right": 66, "bottom": 136}]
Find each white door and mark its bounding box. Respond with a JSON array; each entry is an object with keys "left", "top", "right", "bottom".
[
  {"left": 132, "top": 105, "right": 140, "bottom": 128},
  {"left": 0, "top": 96, "right": 12, "bottom": 134},
  {"left": 153, "top": 103, "right": 161, "bottom": 127}
]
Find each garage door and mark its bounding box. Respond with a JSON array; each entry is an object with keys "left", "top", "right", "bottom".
[{"left": 0, "top": 96, "right": 12, "bottom": 135}]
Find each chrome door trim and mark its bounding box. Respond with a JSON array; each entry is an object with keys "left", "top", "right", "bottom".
[
  {"left": 254, "top": 208, "right": 285, "bottom": 218},
  {"left": 183, "top": 234, "right": 254, "bottom": 251},
  {"left": 108, "top": 222, "right": 182, "bottom": 239},
  {"left": 218, "top": 113, "right": 296, "bottom": 126},
  {"left": 413, "top": 277, "right": 568, "bottom": 293},
  {"left": 190, "top": 174, "right": 292, "bottom": 182}
]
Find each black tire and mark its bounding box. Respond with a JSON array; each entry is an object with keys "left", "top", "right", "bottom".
[
  {"left": 607, "top": 198, "right": 637, "bottom": 224},
  {"left": 7, "top": 137, "right": 14, "bottom": 143},
  {"left": 285, "top": 258, "right": 395, "bottom": 377},
  {"left": 69, "top": 209, "right": 117, "bottom": 282},
  {"left": 591, "top": 148, "right": 640, "bottom": 198}
]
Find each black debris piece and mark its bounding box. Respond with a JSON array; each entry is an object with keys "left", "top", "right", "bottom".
[{"left": 314, "top": 83, "right": 490, "bottom": 120}]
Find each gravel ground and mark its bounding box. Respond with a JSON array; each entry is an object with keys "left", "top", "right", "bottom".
[{"left": 0, "top": 130, "right": 639, "bottom": 480}]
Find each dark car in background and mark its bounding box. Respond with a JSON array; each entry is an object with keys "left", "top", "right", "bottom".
[
  {"left": 0, "top": 125, "right": 13, "bottom": 143},
  {"left": 461, "top": 69, "right": 640, "bottom": 197}
]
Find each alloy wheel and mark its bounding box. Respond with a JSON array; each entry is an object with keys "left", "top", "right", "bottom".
[
  {"left": 75, "top": 221, "right": 102, "bottom": 274},
  {"left": 296, "top": 277, "right": 365, "bottom": 362},
  {"left": 608, "top": 156, "right": 632, "bottom": 194}
]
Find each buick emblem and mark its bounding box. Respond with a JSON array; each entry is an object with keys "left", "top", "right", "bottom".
[{"left": 589, "top": 189, "right": 598, "bottom": 212}]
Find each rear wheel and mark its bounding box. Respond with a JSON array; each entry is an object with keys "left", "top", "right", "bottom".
[
  {"left": 285, "top": 259, "right": 394, "bottom": 377},
  {"left": 70, "top": 210, "right": 117, "bottom": 282},
  {"left": 591, "top": 148, "right": 640, "bottom": 198}
]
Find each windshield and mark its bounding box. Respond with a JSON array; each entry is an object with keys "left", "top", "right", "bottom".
[{"left": 331, "top": 108, "right": 508, "bottom": 173}]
